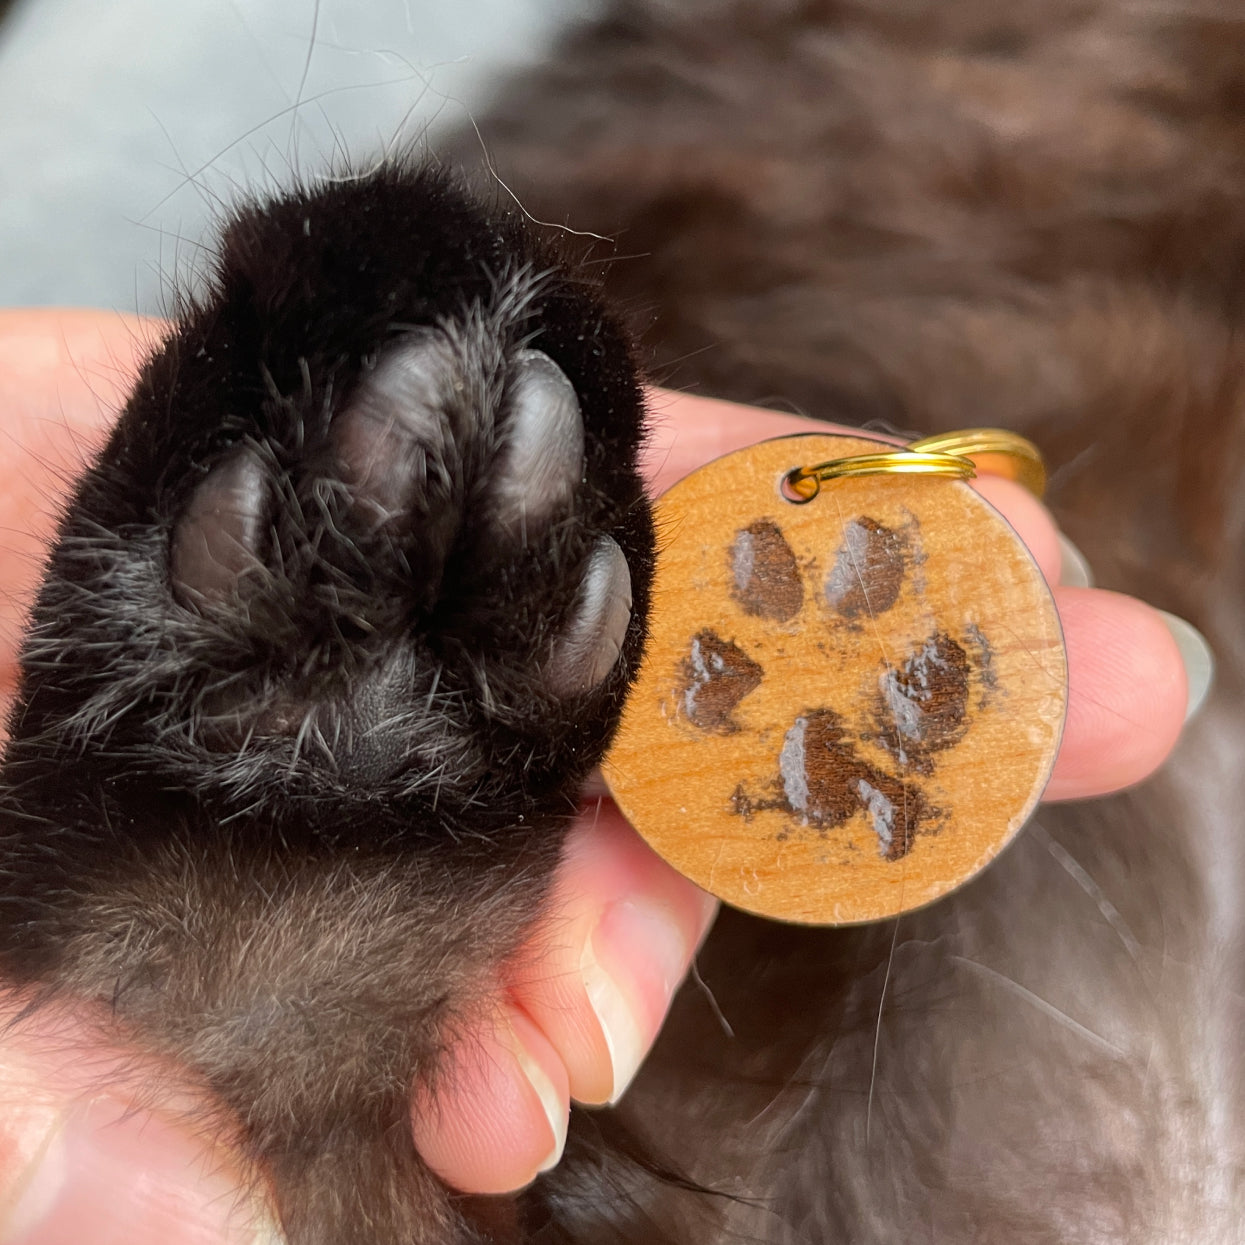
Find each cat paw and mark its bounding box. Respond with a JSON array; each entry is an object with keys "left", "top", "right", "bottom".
[
  {"left": 166, "top": 333, "right": 644, "bottom": 803},
  {"left": 16, "top": 166, "right": 653, "bottom": 833}
]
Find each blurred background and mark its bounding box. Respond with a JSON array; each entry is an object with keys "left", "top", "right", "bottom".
[{"left": 0, "top": 0, "right": 594, "bottom": 309}]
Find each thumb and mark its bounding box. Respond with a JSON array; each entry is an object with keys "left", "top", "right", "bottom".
[{"left": 0, "top": 1004, "right": 278, "bottom": 1245}]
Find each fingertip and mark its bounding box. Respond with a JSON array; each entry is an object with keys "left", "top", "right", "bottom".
[
  {"left": 585, "top": 891, "right": 711, "bottom": 1104},
  {"left": 1154, "top": 609, "right": 1214, "bottom": 723},
  {"left": 1056, "top": 533, "right": 1094, "bottom": 589},
  {"left": 411, "top": 1005, "right": 568, "bottom": 1195},
  {"left": 1045, "top": 587, "right": 1189, "bottom": 800},
  {"left": 508, "top": 801, "right": 717, "bottom": 1107}
]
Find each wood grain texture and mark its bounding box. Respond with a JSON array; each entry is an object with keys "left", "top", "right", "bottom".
[{"left": 605, "top": 433, "right": 1066, "bottom": 924}]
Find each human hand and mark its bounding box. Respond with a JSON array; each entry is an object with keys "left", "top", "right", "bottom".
[{"left": 0, "top": 310, "right": 1208, "bottom": 1241}]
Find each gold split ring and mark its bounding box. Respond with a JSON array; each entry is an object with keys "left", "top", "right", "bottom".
[{"left": 783, "top": 427, "right": 1046, "bottom": 503}]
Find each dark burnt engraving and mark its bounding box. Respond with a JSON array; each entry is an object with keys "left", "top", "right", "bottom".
[
  {"left": 824, "top": 516, "right": 909, "bottom": 620},
  {"left": 733, "top": 707, "right": 928, "bottom": 859},
  {"left": 875, "top": 631, "right": 972, "bottom": 768},
  {"left": 730, "top": 518, "right": 804, "bottom": 622},
  {"left": 678, "top": 630, "right": 764, "bottom": 731}
]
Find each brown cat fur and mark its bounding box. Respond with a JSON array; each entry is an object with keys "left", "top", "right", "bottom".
[{"left": 453, "top": 1, "right": 1245, "bottom": 1239}]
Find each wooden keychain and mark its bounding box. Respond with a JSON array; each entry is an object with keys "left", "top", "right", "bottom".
[{"left": 603, "top": 428, "right": 1066, "bottom": 925}]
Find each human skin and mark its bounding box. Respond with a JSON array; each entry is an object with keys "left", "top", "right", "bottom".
[{"left": 0, "top": 310, "right": 1190, "bottom": 1241}]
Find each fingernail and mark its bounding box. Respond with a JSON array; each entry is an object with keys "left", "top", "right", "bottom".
[
  {"left": 3, "top": 1097, "right": 273, "bottom": 1245},
  {"left": 510, "top": 1038, "right": 568, "bottom": 1174},
  {"left": 1157, "top": 611, "right": 1215, "bottom": 722},
  {"left": 1058, "top": 534, "right": 1094, "bottom": 589},
  {"left": 583, "top": 899, "right": 691, "bottom": 1104}
]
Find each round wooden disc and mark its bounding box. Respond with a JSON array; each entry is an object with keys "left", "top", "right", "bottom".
[{"left": 604, "top": 433, "right": 1067, "bottom": 925}]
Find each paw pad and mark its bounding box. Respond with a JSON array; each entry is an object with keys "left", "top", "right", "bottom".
[
  {"left": 167, "top": 333, "right": 633, "bottom": 788},
  {"left": 170, "top": 444, "right": 270, "bottom": 610}
]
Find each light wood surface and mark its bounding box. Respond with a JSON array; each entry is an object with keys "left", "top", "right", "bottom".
[{"left": 605, "top": 433, "right": 1067, "bottom": 925}]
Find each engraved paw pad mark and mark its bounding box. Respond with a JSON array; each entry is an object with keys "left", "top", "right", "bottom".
[
  {"left": 679, "top": 630, "right": 764, "bottom": 731},
  {"left": 823, "top": 515, "right": 910, "bottom": 620},
  {"left": 169, "top": 334, "right": 632, "bottom": 782},
  {"left": 677, "top": 513, "right": 989, "bottom": 860}
]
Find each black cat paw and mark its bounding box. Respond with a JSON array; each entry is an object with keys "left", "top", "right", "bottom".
[
  {"left": 11, "top": 163, "right": 654, "bottom": 842},
  {"left": 167, "top": 335, "right": 633, "bottom": 784},
  {"left": 0, "top": 162, "right": 656, "bottom": 1245}
]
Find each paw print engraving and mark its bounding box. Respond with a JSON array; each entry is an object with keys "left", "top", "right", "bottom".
[
  {"left": 685, "top": 512, "right": 974, "bottom": 862},
  {"left": 605, "top": 433, "right": 1065, "bottom": 924}
]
